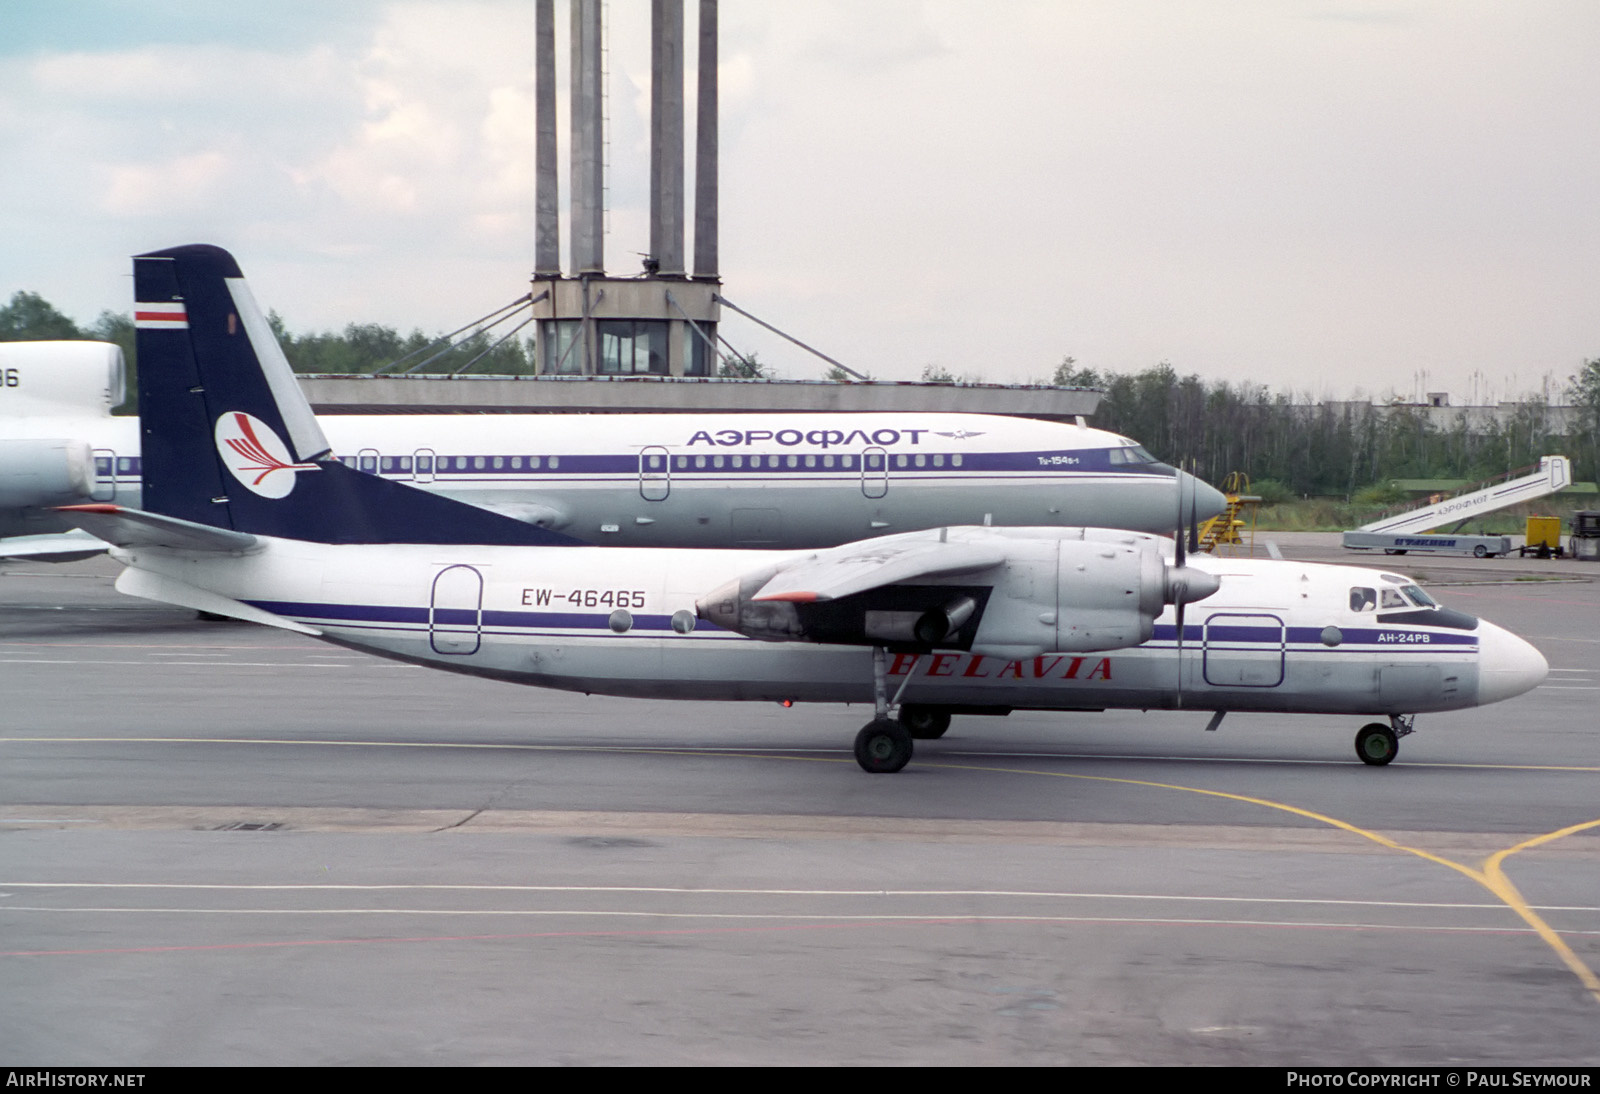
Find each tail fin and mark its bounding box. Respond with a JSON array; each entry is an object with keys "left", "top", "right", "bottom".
[{"left": 133, "top": 244, "right": 575, "bottom": 546}]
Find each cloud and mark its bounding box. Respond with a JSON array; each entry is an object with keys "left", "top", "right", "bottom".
[{"left": 1, "top": 0, "right": 1598, "bottom": 401}]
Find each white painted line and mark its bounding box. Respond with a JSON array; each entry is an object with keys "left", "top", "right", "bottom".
[
  {"left": 4, "top": 905, "right": 1593, "bottom": 936},
  {"left": 3, "top": 882, "right": 1593, "bottom": 913}
]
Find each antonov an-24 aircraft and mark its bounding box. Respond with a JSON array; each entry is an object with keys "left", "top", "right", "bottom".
[
  {"left": 62, "top": 245, "right": 1548, "bottom": 773},
  {"left": 1, "top": 313, "right": 1224, "bottom": 560}
]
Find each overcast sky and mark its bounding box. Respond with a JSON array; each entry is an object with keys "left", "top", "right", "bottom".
[{"left": 3, "top": 1, "right": 1597, "bottom": 403}]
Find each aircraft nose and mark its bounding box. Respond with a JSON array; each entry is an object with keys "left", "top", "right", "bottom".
[
  {"left": 1476, "top": 621, "right": 1549, "bottom": 706},
  {"left": 1183, "top": 473, "right": 1228, "bottom": 523}
]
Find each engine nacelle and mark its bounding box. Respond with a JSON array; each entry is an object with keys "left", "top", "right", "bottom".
[
  {"left": 697, "top": 529, "right": 1219, "bottom": 657},
  {"left": 0, "top": 438, "right": 96, "bottom": 509},
  {"left": 0, "top": 341, "right": 125, "bottom": 418}
]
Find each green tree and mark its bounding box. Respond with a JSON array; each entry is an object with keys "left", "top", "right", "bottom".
[
  {"left": 824, "top": 364, "right": 871, "bottom": 382},
  {"left": 86, "top": 310, "right": 137, "bottom": 413},
  {"left": 719, "top": 352, "right": 772, "bottom": 379},
  {"left": 1568, "top": 357, "right": 1600, "bottom": 484},
  {"left": 0, "top": 291, "right": 82, "bottom": 340},
  {"left": 1051, "top": 355, "right": 1102, "bottom": 388}
]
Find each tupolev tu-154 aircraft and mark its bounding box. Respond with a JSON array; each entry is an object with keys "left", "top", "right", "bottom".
[
  {"left": 2, "top": 289, "right": 1224, "bottom": 559},
  {"left": 62, "top": 245, "right": 1548, "bottom": 773}
]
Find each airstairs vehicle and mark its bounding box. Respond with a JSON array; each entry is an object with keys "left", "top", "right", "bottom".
[{"left": 1342, "top": 456, "right": 1572, "bottom": 557}]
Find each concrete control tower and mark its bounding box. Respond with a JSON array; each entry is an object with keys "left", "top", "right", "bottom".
[
  {"left": 303, "top": 0, "right": 1099, "bottom": 420},
  {"left": 532, "top": 0, "right": 720, "bottom": 378}
]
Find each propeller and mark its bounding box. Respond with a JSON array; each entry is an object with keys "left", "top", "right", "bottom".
[{"left": 1167, "top": 461, "right": 1220, "bottom": 707}]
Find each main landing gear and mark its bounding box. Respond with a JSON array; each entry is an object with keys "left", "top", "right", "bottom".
[
  {"left": 853, "top": 648, "right": 950, "bottom": 773},
  {"left": 898, "top": 704, "right": 952, "bottom": 740},
  {"left": 1355, "top": 714, "right": 1415, "bottom": 766}
]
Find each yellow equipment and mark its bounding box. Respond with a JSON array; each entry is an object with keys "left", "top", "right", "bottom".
[
  {"left": 1525, "top": 516, "right": 1562, "bottom": 554},
  {"left": 1198, "top": 471, "right": 1260, "bottom": 554}
]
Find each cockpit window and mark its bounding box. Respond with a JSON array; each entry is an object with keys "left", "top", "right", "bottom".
[
  {"left": 1108, "top": 446, "right": 1158, "bottom": 465},
  {"left": 1401, "top": 584, "right": 1437, "bottom": 608},
  {"left": 1380, "top": 588, "right": 1408, "bottom": 609},
  {"left": 1349, "top": 587, "right": 1376, "bottom": 612}
]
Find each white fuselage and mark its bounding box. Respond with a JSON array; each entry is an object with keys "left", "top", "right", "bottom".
[
  {"left": 6, "top": 408, "right": 1207, "bottom": 548},
  {"left": 111, "top": 534, "right": 1544, "bottom": 719}
]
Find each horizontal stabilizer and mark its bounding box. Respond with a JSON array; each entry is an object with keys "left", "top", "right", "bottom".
[
  {"left": 753, "top": 537, "right": 1006, "bottom": 603},
  {"left": 0, "top": 531, "right": 109, "bottom": 562},
  {"left": 56, "top": 504, "right": 260, "bottom": 553},
  {"left": 115, "top": 567, "right": 321, "bottom": 636}
]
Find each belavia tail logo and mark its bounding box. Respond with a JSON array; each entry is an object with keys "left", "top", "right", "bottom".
[{"left": 214, "top": 412, "right": 321, "bottom": 499}]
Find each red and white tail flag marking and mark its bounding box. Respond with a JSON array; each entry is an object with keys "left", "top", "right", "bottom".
[{"left": 135, "top": 301, "right": 189, "bottom": 330}]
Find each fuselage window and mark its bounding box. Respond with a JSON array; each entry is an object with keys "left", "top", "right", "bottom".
[
  {"left": 676, "top": 456, "right": 689, "bottom": 469},
  {"left": 647, "top": 454, "right": 662, "bottom": 470},
  {"left": 493, "top": 456, "right": 504, "bottom": 470},
  {"left": 842, "top": 455, "right": 854, "bottom": 469},
  {"left": 866, "top": 453, "right": 883, "bottom": 470},
  {"left": 474, "top": 456, "right": 486, "bottom": 470},
  {"left": 340, "top": 455, "right": 355, "bottom": 467},
  {"left": 1350, "top": 587, "right": 1376, "bottom": 612},
  {"left": 805, "top": 454, "right": 817, "bottom": 468},
  {"left": 896, "top": 454, "right": 909, "bottom": 469},
  {"left": 713, "top": 455, "right": 725, "bottom": 469},
  {"left": 932, "top": 453, "right": 944, "bottom": 467},
  {"left": 511, "top": 456, "right": 522, "bottom": 470},
  {"left": 530, "top": 456, "right": 542, "bottom": 469},
  {"left": 695, "top": 455, "right": 707, "bottom": 469},
  {"left": 548, "top": 456, "right": 560, "bottom": 470},
  {"left": 118, "top": 457, "right": 135, "bottom": 473},
  {"left": 786, "top": 454, "right": 799, "bottom": 469},
  {"left": 952, "top": 453, "right": 963, "bottom": 467},
  {"left": 732, "top": 455, "right": 743, "bottom": 469},
  {"left": 823, "top": 454, "right": 835, "bottom": 468},
  {"left": 914, "top": 454, "right": 926, "bottom": 468},
  {"left": 416, "top": 455, "right": 432, "bottom": 473}
]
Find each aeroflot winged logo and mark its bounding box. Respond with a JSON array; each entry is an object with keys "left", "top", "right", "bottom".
[{"left": 214, "top": 412, "right": 321, "bottom": 499}]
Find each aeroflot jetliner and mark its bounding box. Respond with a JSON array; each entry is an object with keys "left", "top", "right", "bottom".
[
  {"left": 61, "top": 245, "right": 1548, "bottom": 773},
  {"left": 1, "top": 307, "right": 1224, "bottom": 560}
]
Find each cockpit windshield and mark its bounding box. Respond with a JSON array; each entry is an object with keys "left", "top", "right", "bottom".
[
  {"left": 1108, "top": 445, "right": 1158, "bottom": 465},
  {"left": 1401, "top": 584, "right": 1437, "bottom": 608},
  {"left": 1352, "top": 582, "right": 1442, "bottom": 613}
]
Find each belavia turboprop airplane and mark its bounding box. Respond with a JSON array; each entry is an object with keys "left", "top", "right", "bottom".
[
  {"left": 62, "top": 245, "right": 1547, "bottom": 773},
  {"left": 2, "top": 276, "right": 1224, "bottom": 559}
]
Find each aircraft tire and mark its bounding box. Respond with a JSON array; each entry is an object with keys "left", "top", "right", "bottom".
[
  {"left": 899, "top": 704, "right": 952, "bottom": 740},
  {"left": 855, "top": 718, "right": 913, "bottom": 773},
  {"left": 1355, "top": 723, "right": 1398, "bottom": 766}
]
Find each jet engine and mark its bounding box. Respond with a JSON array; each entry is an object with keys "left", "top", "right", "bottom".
[
  {"left": 0, "top": 438, "right": 96, "bottom": 509},
  {"left": 697, "top": 529, "right": 1219, "bottom": 658}
]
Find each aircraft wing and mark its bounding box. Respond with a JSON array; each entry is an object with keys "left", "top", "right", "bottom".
[
  {"left": 55, "top": 504, "right": 260, "bottom": 554},
  {"left": 753, "top": 537, "right": 1007, "bottom": 603}
]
